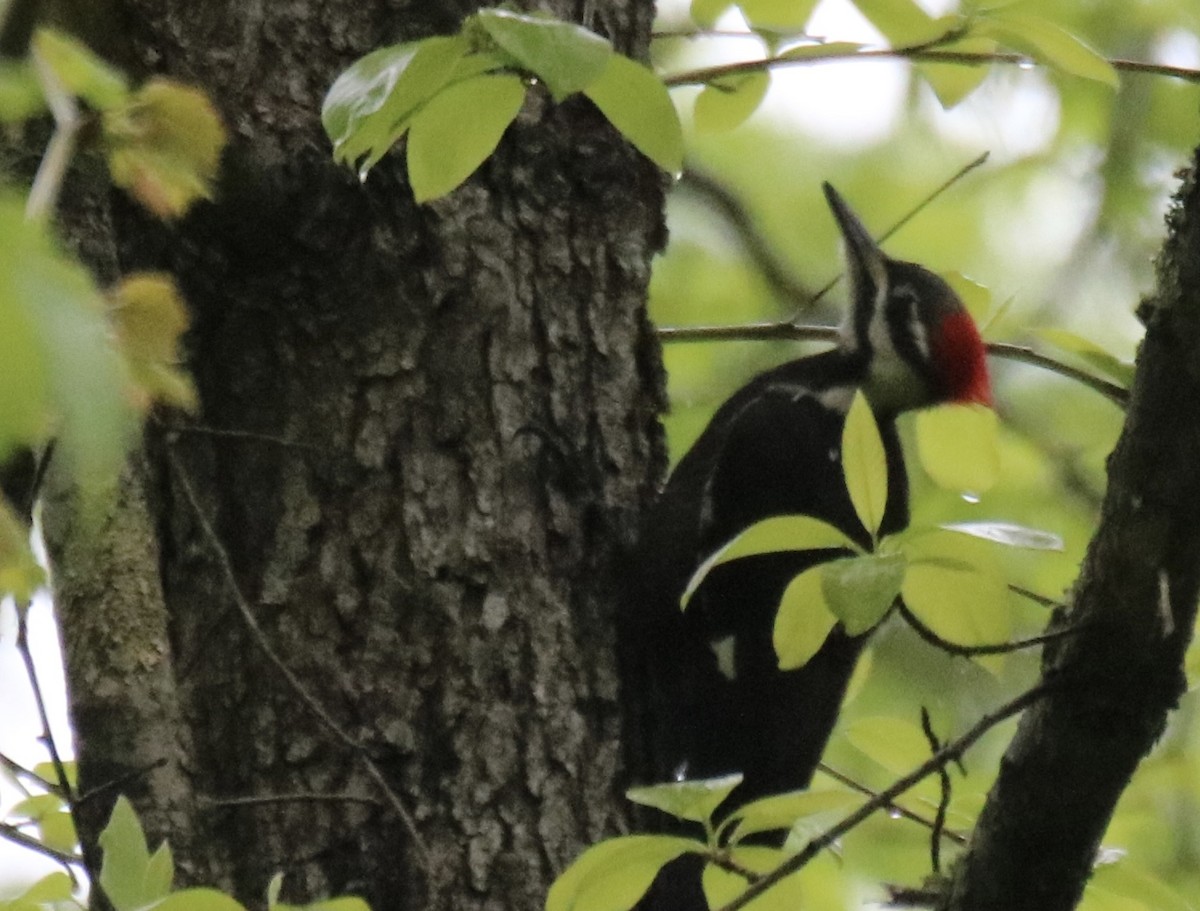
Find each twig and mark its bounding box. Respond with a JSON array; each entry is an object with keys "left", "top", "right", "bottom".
[
  {"left": 1009, "top": 584, "right": 1064, "bottom": 610},
  {"left": 0, "top": 750, "right": 52, "bottom": 796},
  {"left": 708, "top": 851, "right": 763, "bottom": 883},
  {"left": 664, "top": 47, "right": 1200, "bottom": 88},
  {"left": 0, "top": 820, "right": 82, "bottom": 867},
  {"left": 657, "top": 318, "right": 1129, "bottom": 404},
  {"left": 25, "top": 46, "right": 82, "bottom": 221},
  {"left": 74, "top": 759, "right": 167, "bottom": 808},
  {"left": 898, "top": 602, "right": 1082, "bottom": 657},
  {"left": 715, "top": 680, "right": 1054, "bottom": 911},
  {"left": 919, "top": 709, "right": 951, "bottom": 873},
  {"left": 14, "top": 600, "right": 74, "bottom": 803},
  {"left": 168, "top": 452, "right": 431, "bottom": 872},
  {"left": 815, "top": 762, "right": 965, "bottom": 845}
]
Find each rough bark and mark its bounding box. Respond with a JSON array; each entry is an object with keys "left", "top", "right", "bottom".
[
  {"left": 40, "top": 1, "right": 667, "bottom": 908},
  {"left": 944, "top": 148, "right": 1200, "bottom": 910}
]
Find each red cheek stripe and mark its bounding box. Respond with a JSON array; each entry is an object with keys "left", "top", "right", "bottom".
[{"left": 937, "top": 310, "right": 993, "bottom": 406}]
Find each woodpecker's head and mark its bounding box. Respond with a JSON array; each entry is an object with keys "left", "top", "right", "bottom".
[{"left": 824, "top": 183, "right": 992, "bottom": 416}]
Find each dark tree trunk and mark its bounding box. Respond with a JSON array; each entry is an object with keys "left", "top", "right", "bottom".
[
  {"left": 40, "top": 1, "right": 667, "bottom": 907},
  {"left": 944, "top": 149, "right": 1200, "bottom": 910}
]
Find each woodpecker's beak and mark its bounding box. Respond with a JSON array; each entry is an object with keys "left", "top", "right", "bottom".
[{"left": 823, "top": 183, "right": 889, "bottom": 314}]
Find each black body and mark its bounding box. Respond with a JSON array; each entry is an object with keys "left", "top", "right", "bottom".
[{"left": 624, "top": 349, "right": 911, "bottom": 813}]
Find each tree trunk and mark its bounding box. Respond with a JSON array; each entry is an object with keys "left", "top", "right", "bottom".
[
  {"left": 40, "top": 1, "right": 667, "bottom": 907},
  {"left": 944, "top": 148, "right": 1200, "bottom": 910}
]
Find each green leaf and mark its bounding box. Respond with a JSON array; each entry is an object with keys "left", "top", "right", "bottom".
[
  {"left": 626, "top": 774, "right": 743, "bottom": 824},
  {"left": 104, "top": 78, "right": 227, "bottom": 219},
  {"left": 0, "top": 195, "right": 134, "bottom": 492},
  {"left": 915, "top": 403, "right": 999, "bottom": 495},
  {"left": 846, "top": 716, "right": 932, "bottom": 775},
  {"left": 848, "top": 0, "right": 954, "bottom": 47},
  {"left": 0, "top": 59, "right": 47, "bottom": 122},
  {"left": 107, "top": 273, "right": 197, "bottom": 412},
  {"left": 917, "top": 37, "right": 996, "bottom": 109},
  {"left": 153, "top": 890, "right": 248, "bottom": 911},
  {"left": 37, "top": 810, "right": 78, "bottom": 854},
  {"left": 0, "top": 498, "right": 50, "bottom": 599},
  {"left": 842, "top": 391, "right": 888, "bottom": 537},
  {"left": 737, "top": 0, "right": 820, "bottom": 31},
  {"left": 584, "top": 54, "right": 682, "bottom": 176},
  {"left": 1035, "top": 327, "right": 1134, "bottom": 388},
  {"left": 702, "top": 846, "right": 803, "bottom": 910},
  {"left": 8, "top": 793, "right": 62, "bottom": 821},
  {"left": 978, "top": 10, "right": 1118, "bottom": 88},
  {"left": 298, "top": 899, "right": 372, "bottom": 911},
  {"left": 33, "top": 760, "right": 77, "bottom": 791},
  {"left": 146, "top": 843, "right": 176, "bottom": 904},
  {"left": 475, "top": 9, "right": 612, "bottom": 101},
  {"left": 942, "top": 521, "right": 1063, "bottom": 551},
  {"left": 902, "top": 540, "right": 1011, "bottom": 648},
  {"left": 690, "top": 0, "right": 733, "bottom": 29},
  {"left": 18, "top": 873, "right": 74, "bottom": 904},
  {"left": 777, "top": 41, "right": 864, "bottom": 61},
  {"left": 324, "top": 36, "right": 469, "bottom": 172},
  {"left": 682, "top": 515, "right": 859, "bottom": 609},
  {"left": 98, "top": 796, "right": 153, "bottom": 911},
  {"left": 722, "top": 789, "right": 860, "bottom": 843},
  {"left": 942, "top": 271, "right": 992, "bottom": 323},
  {"left": 1087, "top": 861, "right": 1196, "bottom": 911},
  {"left": 694, "top": 72, "right": 770, "bottom": 134},
  {"left": 33, "top": 28, "right": 130, "bottom": 110},
  {"left": 773, "top": 565, "right": 838, "bottom": 670},
  {"left": 821, "top": 552, "right": 905, "bottom": 636},
  {"left": 546, "top": 835, "right": 703, "bottom": 911},
  {"left": 406, "top": 73, "right": 525, "bottom": 203}
]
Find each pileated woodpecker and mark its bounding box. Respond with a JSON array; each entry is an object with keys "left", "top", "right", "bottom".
[{"left": 624, "top": 184, "right": 992, "bottom": 825}]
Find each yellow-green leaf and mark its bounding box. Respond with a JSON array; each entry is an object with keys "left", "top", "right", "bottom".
[
  {"left": 406, "top": 73, "right": 525, "bottom": 203},
  {"left": 778, "top": 41, "right": 864, "bottom": 62},
  {"left": 1036, "top": 327, "right": 1134, "bottom": 388},
  {"left": 105, "top": 78, "right": 227, "bottom": 219},
  {"left": 547, "top": 835, "right": 703, "bottom": 911},
  {"left": 475, "top": 9, "right": 612, "bottom": 101},
  {"left": 38, "top": 810, "right": 78, "bottom": 855},
  {"left": 917, "top": 37, "right": 996, "bottom": 109},
  {"left": 694, "top": 72, "right": 770, "bottom": 134},
  {"left": 773, "top": 566, "right": 838, "bottom": 670},
  {"left": 106, "top": 273, "right": 197, "bottom": 412},
  {"left": 846, "top": 716, "right": 932, "bottom": 775},
  {"left": 702, "top": 846, "right": 804, "bottom": 910},
  {"left": 842, "top": 391, "right": 888, "bottom": 537},
  {"left": 584, "top": 54, "right": 682, "bottom": 176},
  {"left": 915, "top": 403, "right": 999, "bottom": 494},
  {"left": 154, "top": 890, "right": 248, "bottom": 911},
  {"left": 17, "top": 873, "right": 74, "bottom": 904},
  {"left": 942, "top": 271, "right": 992, "bottom": 322},
  {"left": 902, "top": 557, "right": 1011, "bottom": 648},
  {"left": 737, "top": 0, "right": 820, "bottom": 31},
  {"left": 626, "top": 774, "right": 743, "bottom": 824},
  {"left": 0, "top": 59, "right": 47, "bottom": 122},
  {"left": 849, "top": 0, "right": 955, "bottom": 47},
  {"left": 33, "top": 28, "right": 130, "bottom": 110},
  {"left": 722, "top": 789, "right": 860, "bottom": 844},
  {"left": 821, "top": 552, "right": 905, "bottom": 635},
  {"left": 682, "top": 515, "right": 859, "bottom": 609},
  {"left": 691, "top": 0, "right": 733, "bottom": 29},
  {"left": 978, "top": 11, "right": 1117, "bottom": 88}
]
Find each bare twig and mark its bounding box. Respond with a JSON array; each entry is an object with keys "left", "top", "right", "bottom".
[
  {"left": 0, "top": 750, "right": 52, "bottom": 796},
  {"left": 898, "top": 602, "right": 1082, "bottom": 657},
  {"left": 168, "top": 452, "right": 431, "bottom": 872},
  {"left": 1009, "top": 584, "right": 1064, "bottom": 610},
  {"left": 715, "top": 680, "right": 1054, "bottom": 911},
  {"left": 919, "top": 709, "right": 951, "bottom": 873},
  {"left": 664, "top": 47, "right": 1200, "bottom": 88},
  {"left": 25, "top": 46, "right": 82, "bottom": 221},
  {"left": 0, "top": 820, "right": 82, "bottom": 867},
  {"left": 815, "top": 762, "right": 966, "bottom": 845},
  {"left": 14, "top": 601, "right": 74, "bottom": 803}
]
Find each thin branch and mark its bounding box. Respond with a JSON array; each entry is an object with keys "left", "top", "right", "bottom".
[
  {"left": 664, "top": 47, "right": 1200, "bottom": 89},
  {"left": 656, "top": 319, "right": 1129, "bottom": 404},
  {"left": 815, "top": 762, "right": 966, "bottom": 845},
  {"left": 0, "top": 820, "right": 82, "bottom": 867},
  {"left": 1009, "top": 584, "right": 1064, "bottom": 610},
  {"left": 167, "top": 452, "right": 432, "bottom": 872},
  {"left": 898, "top": 602, "right": 1083, "bottom": 657},
  {"left": 15, "top": 600, "right": 74, "bottom": 803},
  {"left": 25, "top": 46, "right": 82, "bottom": 221},
  {"left": 0, "top": 750, "right": 52, "bottom": 796},
  {"left": 708, "top": 851, "right": 763, "bottom": 883},
  {"left": 715, "top": 680, "right": 1054, "bottom": 911},
  {"left": 919, "top": 708, "right": 951, "bottom": 873},
  {"left": 74, "top": 760, "right": 167, "bottom": 808}
]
